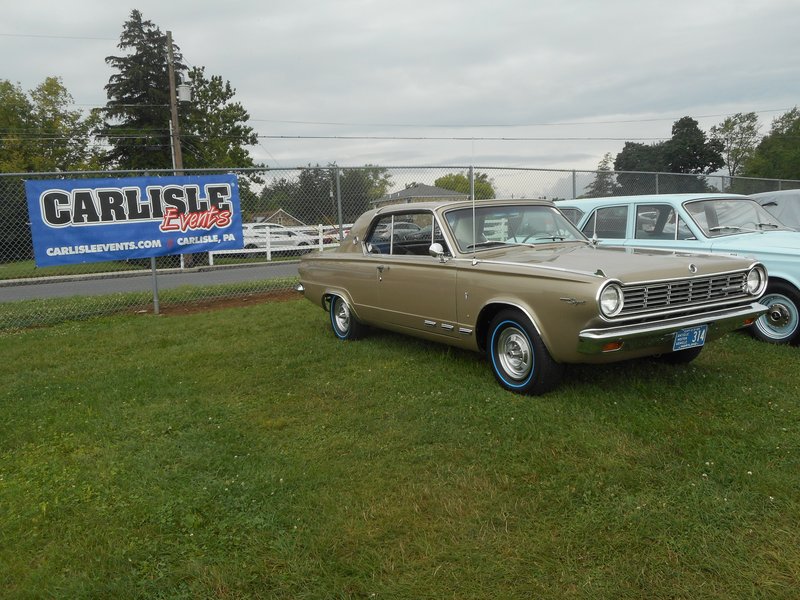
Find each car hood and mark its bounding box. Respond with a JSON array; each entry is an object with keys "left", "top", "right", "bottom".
[
  {"left": 710, "top": 230, "right": 800, "bottom": 253},
  {"left": 476, "top": 242, "right": 753, "bottom": 283}
]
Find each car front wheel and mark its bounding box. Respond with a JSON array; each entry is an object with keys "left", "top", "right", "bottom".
[
  {"left": 487, "top": 309, "right": 563, "bottom": 395},
  {"left": 329, "top": 295, "right": 367, "bottom": 340},
  {"left": 751, "top": 283, "right": 800, "bottom": 345}
]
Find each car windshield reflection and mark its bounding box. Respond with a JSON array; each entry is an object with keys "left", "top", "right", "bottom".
[
  {"left": 445, "top": 205, "right": 585, "bottom": 253},
  {"left": 684, "top": 198, "right": 792, "bottom": 238}
]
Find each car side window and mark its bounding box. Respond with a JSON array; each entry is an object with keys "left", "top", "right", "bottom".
[
  {"left": 633, "top": 204, "right": 696, "bottom": 241},
  {"left": 365, "top": 212, "right": 448, "bottom": 256},
  {"left": 559, "top": 207, "right": 584, "bottom": 226},
  {"left": 581, "top": 206, "right": 628, "bottom": 239}
]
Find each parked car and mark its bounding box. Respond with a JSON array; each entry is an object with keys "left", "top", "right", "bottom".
[
  {"left": 557, "top": 193, "right": 800, "bottom": 345},
  {"left": 242, "top": 223, "right": 316, "bottom": 254},
  {"left": 297, "top": 199, "right": 767, "bottom": 395},
  {"left": 751, "top": 190, "right": 800, "bottom": 230}
]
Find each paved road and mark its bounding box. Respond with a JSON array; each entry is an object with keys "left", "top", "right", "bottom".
[{"left": 0, "top": 262, "right": 300, "bottom": 302}]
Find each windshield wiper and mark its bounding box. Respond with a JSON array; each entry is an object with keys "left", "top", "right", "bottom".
[
  {"left": 466, "top": 240, "right": 508, "bottom": 250},
  {"left": 533, "top": 235, "right": 567, "bottom": 241},
  {"left": 708, "top": 225, "right": 747, "bottom": 233},
  {"left": 757, "top": 222, "right": 780, "bottom": 229}
]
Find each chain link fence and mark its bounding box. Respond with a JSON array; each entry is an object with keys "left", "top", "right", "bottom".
[{"left": 2, "top": 166, "right": 798, "bottom": 329}]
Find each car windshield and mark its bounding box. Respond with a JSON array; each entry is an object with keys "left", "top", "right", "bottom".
[
  {"left": 445, "top": 205, "right": 585, "bottom": 252},
  {"left": 684, "top": 198, "right": 792, "bottom": 238}
]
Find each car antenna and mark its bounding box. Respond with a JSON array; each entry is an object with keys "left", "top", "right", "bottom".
[{"left": 470, "top": 166, "right": 476, "bottom": 259}]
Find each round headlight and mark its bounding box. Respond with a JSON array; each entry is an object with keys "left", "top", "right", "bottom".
[
  {"left": 599, "top": 283, "right": 624, "bottom": 317},
  {"left": 745, "top": 266, "right": 765, "bottom": 296}
]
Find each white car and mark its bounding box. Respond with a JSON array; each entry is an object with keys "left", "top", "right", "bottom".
[{"left": 242, "top": 223, "right": 316, "bottom": 254}]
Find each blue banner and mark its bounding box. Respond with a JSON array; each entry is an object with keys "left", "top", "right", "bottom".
[{"left": 25, "top": 174, "right": 244, "bottom": 267}]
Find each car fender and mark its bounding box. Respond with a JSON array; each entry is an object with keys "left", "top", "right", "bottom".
[{"left": 473, "top": 299, "right": 550, "bottom": 354}]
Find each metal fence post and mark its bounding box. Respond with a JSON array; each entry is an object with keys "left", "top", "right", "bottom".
[
  {"left": 150, "top": 257, "right": 160, "bottom": 315},
  {"left": 335, "top": 168, "right": 344, "bottom": 242}
]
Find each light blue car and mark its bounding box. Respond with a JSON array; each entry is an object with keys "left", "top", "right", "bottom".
[{"left": 557, "top": 193, "right": 800, "bottom": 345}]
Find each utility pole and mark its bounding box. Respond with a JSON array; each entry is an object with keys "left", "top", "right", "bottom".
[{"left": 166, "top": 30, "right": 183, "bottom": 174}]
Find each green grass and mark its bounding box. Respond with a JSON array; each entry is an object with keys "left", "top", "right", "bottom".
[
  {"left": 1, "top": 300, "right": 799, "bottom": 598},
  {"left": 0, "top": 277, "right": 299, "bottom": 330}
]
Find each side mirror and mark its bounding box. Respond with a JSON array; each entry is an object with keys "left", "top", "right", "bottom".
[{"left": 429, "top": 242, "right": 447, "bottom": 262}]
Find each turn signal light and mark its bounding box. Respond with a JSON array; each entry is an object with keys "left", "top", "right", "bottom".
[{"left": 601, "top": 341, "right": 624, "bottom": 352}]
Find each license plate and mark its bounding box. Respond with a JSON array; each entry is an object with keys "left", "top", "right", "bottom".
[{"left": 673, "top": 325, "right": 708, "bottom": 351}]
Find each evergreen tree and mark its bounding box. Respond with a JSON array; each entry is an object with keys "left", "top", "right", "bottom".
[
  {"left": 582, "top": 152, "right": 620, "bottom": 197},
  {"left": 100, "top": 10, "right": 182, "bottom": 169}
]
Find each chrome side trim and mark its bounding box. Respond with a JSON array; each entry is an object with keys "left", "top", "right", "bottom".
[
  {"left": 462, "top": 257, "right": 602, "bottom": 279},
  {"left": 424, "top": 320, "right": 437, "bottom": 327},
  {"left": 458, "top": 327, "right": 473, "bottom": 335},
  {"left": 441, "top": 323, "right": 455, "bottom": 331}
]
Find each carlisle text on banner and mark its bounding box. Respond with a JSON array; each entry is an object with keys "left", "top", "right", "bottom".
[{"left": 25, "top": 174, "right": 244, "bottom": 267}]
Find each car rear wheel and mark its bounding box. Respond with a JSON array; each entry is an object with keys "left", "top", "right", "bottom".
[
  {"left": 751, "top": 283, "right": 800, "bottom": 345},
  {"left": 487, "top": 309, "right": 563, "bottom": 395},
  {"left": 329, "top": 295, "right": 367, "bottom": 340}
]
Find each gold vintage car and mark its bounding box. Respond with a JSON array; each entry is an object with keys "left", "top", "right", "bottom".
[{"left": 298, "top": 199, "right": 768, "bottom": 395}]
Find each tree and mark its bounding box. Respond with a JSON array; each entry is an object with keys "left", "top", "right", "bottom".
[
  {"left": 0, "top": 77, "right": 101, "bottom": 262},
  {"left": 0, "top": 80, "right": 34, "bottom": 173},
  {"left": 100, "top": 11, "right": 258, "bottom": 172},
  {"left": 338, "top": 166, "right": 392, "bottom": 221},
  {"left": 434, "top": 171, "right": 495, "bottom": 199},
  {"left": 709, "top": 112, "right": 761, "bottom": 177},
  {"left": 254, "top": 165, "right": 392, "bottom": 225},
  {"left": 181, "top": 66, "right": 259, "bottom": 169},
  {"left": 100, "top": 10, "right": 181, "bottom": 169},
  {"left": 255, "top": 177, "right": 299, "bottom": 221},
  {"left": 582, "top": 152, "right": 620, "bottom": 197},
  {"left": 614, "top": 116, "right": 723, "bottom": 194},
  {"left": 743, "top": 107, "right": 800, "bottom": 180},
  {"left": 613, "top": 141, "right": 664, "bottom": 194},
  {"left": 0, "top": 77, "right": 100, "bottom": 173},
  {"left": 664, "top": 116, "right": 724, "bottom": 175}
]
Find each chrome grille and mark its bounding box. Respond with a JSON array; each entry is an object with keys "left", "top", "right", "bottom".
[{"left": 621, "top": 272, "right": 748, "bottom": 315}]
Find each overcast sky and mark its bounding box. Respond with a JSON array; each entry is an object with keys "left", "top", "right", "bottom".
[{"left": 3, "top": 0, "right": 800, "bottom": 173}]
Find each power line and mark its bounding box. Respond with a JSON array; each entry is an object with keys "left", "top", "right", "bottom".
[
  {"left": 0, "top": 32, "right": 117, "bottom": 41},
  {"left": 249, "top": 108, "right": 793, "bottom": 129},
  {"left": 257, "top": 135, "right": 669, "bottom": 142}
]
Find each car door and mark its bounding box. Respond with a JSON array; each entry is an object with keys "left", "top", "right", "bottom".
[
  {"left": 579, "top": 204, "right": 631, "bottom": 243},
  {"left": 365, "top": 211, "right": 459, "bottom": 337},
  {"left": 620, "top": 203, "right": 712, "bottom": 253}
]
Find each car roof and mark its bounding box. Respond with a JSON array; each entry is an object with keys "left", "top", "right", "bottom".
[
  {"left": 558, "top": 193, "right": 750, "bottom": 206},
  {"left": 373, "top": 198, "right": 557, "bottom": 215}
]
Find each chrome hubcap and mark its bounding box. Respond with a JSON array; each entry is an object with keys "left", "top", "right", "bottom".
[
  {"left": 757, "top": 293, "right": 799, "bottom": 340},
  {"left": 767, "top": 303, "right": 791, "bottom": 327},
  {"left": 497, "top": 326, "right": 532, "bottom": 380},
  {"left": 334, "top": 300, "right": 350, "bottom": 332}
]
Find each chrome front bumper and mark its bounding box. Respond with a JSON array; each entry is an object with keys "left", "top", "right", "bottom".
[{"left": 577, "top": 302, "right": 767, "bottom": 354}]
